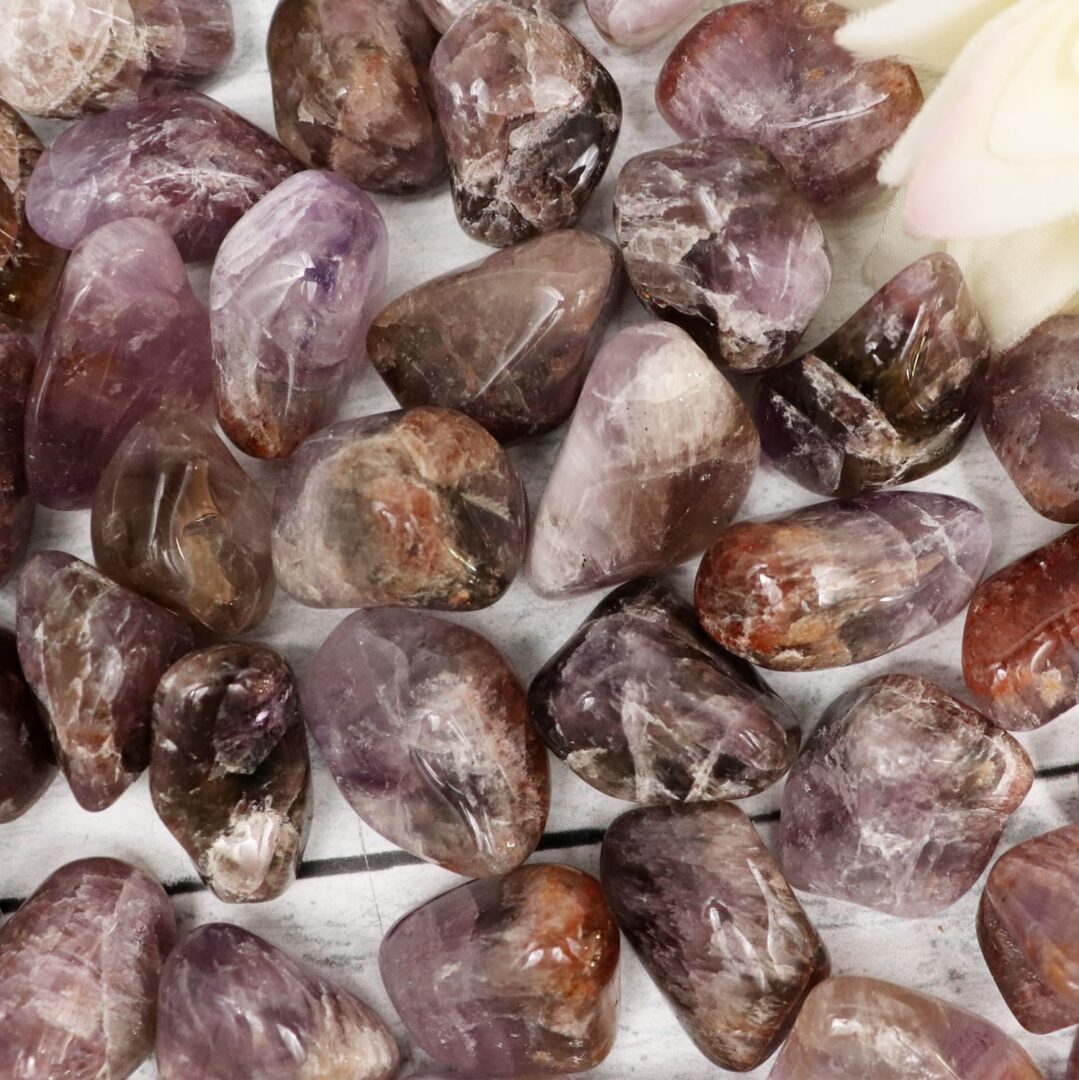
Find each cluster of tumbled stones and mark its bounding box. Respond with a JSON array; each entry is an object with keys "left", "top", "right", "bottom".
[{"left": 0, "top": 0, "right": 1077, "bottom": 1077}]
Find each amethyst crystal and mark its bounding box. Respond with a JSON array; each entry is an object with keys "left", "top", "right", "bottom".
[
  {"left": 26, "top": 91, "right": 300, "bottom": 260},
  {"left": 614, "top": 138, "right": 831, "bottom": 372},
  {"left": 0, "top": 320, "right": 34, "bottom": 585},
  {"left": 431, "top": 0, "right": 621, "bottom": 246},
  {"left": 301, "top": 608, "right": 548, "bottom": 877},
  {"left": 586, "top": 0, "right": 698, "bottom": 46},
  {"left": 0, "top": 628, "right": 54, "bottom": 823},
  {"left": 529, "top": 578, "right": 799, "bottom": 802},
  {"left": 420, "top": 0, "right": 577, "bottom": 32},
  {"left": 380, "top": 864, "right": 620, "bottom": 1075},
  {"left": 211, "top": 170, "right": 388, "bottom": 459},
  {"left": 16, "top": 551, "right": 194, "bottom": 811}
]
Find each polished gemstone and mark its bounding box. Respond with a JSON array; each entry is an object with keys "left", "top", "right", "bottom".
[
  {"left": 601, "top": 801, "right": 828, "bottom": 1071},
  {"left": 92, "top": 411, "right": 275, "bottom": 635},
  {"left": 978, "top": 825, "right": 1079, "bottom": 1033},
  {"left": 529, "top": 578, "right": 799, "bottom": 802},
  {"left": 381, "top": 864, "right": 620, "bottom": 1075},
  {"left": 268, "top": 0, "right": 446, "bottom": 195},
  {"left": 0, "top": 320, "right": 34, "bottom": 585},
  {"left": 157, "top": 923, "right": 399, "bottom": 1080},
  {"left": 420, "top": 0, "right": 577, "bottom": 31},
  {"left": 656, "top": 0, "right": 922, "bottom": 212},
  {"left": 614, "top": 138, "right": 830, "bottom": 372},
  {"left": 781, "top": 675, "right": 1033, "bottom": 916},
  {"left": 0, "top": 858, "right": 175, "bottom": 1079},
  {"left": 528, "top": 322, "right": 759, "bottom": 596},
  {"left": 983, "top": 315, "right": 1079, "bottom": 522},
  {"left": 301, "top": 608, "right": 547, "bottom": 877},
  {"left": 431, "top": 0, "right": 621, "bottom": 246},
  {"left": 769, "top": 976, "right": 1044, "bottom": 1079},
  {"left": 758, "top": 254, "right": 990, "bottom": 496},
  {"left": 27, "top": 218, "right": 212, "bottom": 510},
  {"left": 273, "top": 408, "right": 527, "bottom": 610},
  {"left": 586, "top": 0, "right": 698, "bottom": 46},
  {"left": 695, "top": 491, "right": 991, "bottom": 671},
  {"left": 212, "top": 170, "right": 388, "bottom": 459},
  {"left": 963, "top": 527, "right": 1079, "bottom": 731},
  {"left": 0, "top": 100, "right": 64, "bottom": 320},
  {"left": 367, "top": 230, "right": 622, "bottom": 441},
  {"left": 0, "top": 628, "right": 54, "bottom": 823},
  {"left": 0, "top": 0, "right": 234, "bottom": 119},
  {"left": 26, "top": 92, "right": 300, "bottom": 260},
  {"left": 16, "top": 551, "right": 194, "bottom": 812},
  {"left": 152, "top": 645, "right": 311, "bottom": 903}
]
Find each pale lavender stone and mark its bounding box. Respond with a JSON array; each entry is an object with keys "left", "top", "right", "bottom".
[
  {"left": 26, "top": 91, "right": 300, "bottom": 261},
  {"left": 586, "top": 0, "right": 697, "bottom": 46},
  {"left": 212, "top": 170, "right": 388, "bottom": 459},
  {"left": 26, "top": 218, "right": 212, "bottom": 510}
]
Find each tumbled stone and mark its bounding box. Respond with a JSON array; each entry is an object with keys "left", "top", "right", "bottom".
[
  {"left": 91, "top": 411, "right": 274, "bottom": 635},
  {"left": 530, "top": 578, "right": 799, "bottom": 803},
  {"left": 602, "top": 801, "right": 827, "bottom": 1071},
  {"left": 978, "top": 825, "right": 1079, "bottom": 1033},
  {"left": 528, "top": 323, "right": 759, "bottom": 596},
  {"left": 982, "top": 316, "right": 1079, "bottom": 522},
  {"left": 0, "top": 100, "right": 64, "bottom": 320},
  {"left": 16, "top": 552, "right": 193, "bottom": 812},
  {"left": 431, "top": 0, "right": 621, "bottom": 246},
  {"left": 695, "top": 491, "right": 991, "bottom": 671},
  {"left": 301, "top": 608, "right": 547, "bottom": 877},
  {"left": 381, "top": 864, "right": 620, "bottom": 1074},
  {"left": 152, "top": 645, "right": 311, "bottom": 903},
  {"left": 268, "top": 0, "right": 446, "bottom": 195},
  {"left": 963, "top": 527, "right": 1079, "bottom": 731},
  {"left": 781, "top": 675, "right": 1033, "bottom": 917},
  {"left": 0, "top": 321, "right": 34, "bottom": 585},
  {"left": 0, "top": 858, "right": 176, "bottom": 1079},
  {"left": 26, "top": 92, "right": 300, "bottom": 260},
  {"left": 420, "top": 0, "right": 576, "bottom": 31},
  {"left": 758, "top": 254, "right": 990, "bottom": 496},
  {"left": 211, "top": 170, "right": 388, "bottom": 459},
  {"left": 587, "top": 0, "right": 697, "bottom": 46},
  {"left": 273, "top": 408, "right": 527, "bottom": 610},
  {"left": 0, "top": 628, "right": 54, "bottom": 823},
  {"left": 769, "top": 976, "right": 1044, "bottom": 1079},
  {"left": 26, "top": 218, "right": 212, "bottom": 511},
  {"left": 367, "top": 231, "right": 622, "bottom": 441},
  {"left": 614, "top": 138, "right": 830, "bottom": 372},
  {"left": 657, "top": 0, "right": 922, "bottom": 212},
  {"left": 157, "top": 923, "right": 398, "bottom": 1080},
  {"left": 0, "top": 0, "right": 234, "bottom": 119}
]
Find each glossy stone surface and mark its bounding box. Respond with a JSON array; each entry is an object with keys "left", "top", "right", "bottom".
[
  {"left": 614, "top": 138, "right": 830, "bottom": 372},
  {"left": 0, "top": 321, "right": 34, "bottom": 585},
  {"left": 530, "top": 578, "right": 799, "bottom": 802},
  {"left": 963, "top": 527, "right": 1079, "bottom": 731},
  {"left": 381, "top": 864, "right": 620, "bottom": 1074},
  {"left": 528, "top": 323, "right": 759, "bottom": 596},
  {"left": 26, "top": 92, "right": 300, "bottom": 261},
  {"left": 431, "top": 0, "right": 621, "bottom": 246},
  {"left": 978, "top": 826, "right": 1079, "bottom": 1033},
  {"left": 657, "top": 0, "right": 922, "bottom": 212},
  {"left": 602, "top": 801, "right": 827, "bottom": 1071},
  {"left": 781, "top": 675, "right": 1033, "bottom": 917},
  {"left": 587, "top": 0, "right": 697, "bottom": 46},
  {"left": 983, "top": 316, "right": 1079, "bottom": 522},
  {"left": 0, "top": 628, "right": 54, "bottom": 823},
  {"left": 0, "top": 858, "right": 176, "bottom": 1079},
  {"left": 0, "top": 0, "right": 234, "bottom": 119},
  {"left": 769, "top": 976, "right": 1044, "bottom": 1079},
  {"left": 0, "top": 100, "right": 65, "bottom": 320},
  {"left": 27, "top": 218, "right": 212, "bottom": 510},
  {"left": 211, "top": 170, "right": 388, "bottom": 459},
  {"left": 16, "top": 552, "right": 194, "bottom": 812},
  {"left": 273, "top": 408, "right": 527, "bottom": 610},
  {"left": 157, "top": 923, "right": 399, "bottom": 1080},
  {"left": 695, "top": 491, "right": 991, "bottom": 671},
  {"left": 420, "top": 0, "right": 576, "bottom": 31},
  {"left": 367, "top": 230, "right": 622, "bottom": 441},
  {"left": 92, "top": 412, "right": 274, "bottom": 635},
  {"left": 152, "top": 645, "right": 311, "bottom": 903},
  {"left": 268, "top": 0, "right": 446, "bottom": 195},
  {"left": 301, "top": 608, "right": 548, "bottom": 877},
  {"left": 758, "top": 254, "right": 991, "bottom": 497}
]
